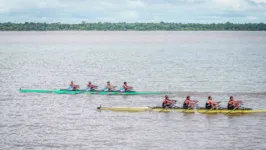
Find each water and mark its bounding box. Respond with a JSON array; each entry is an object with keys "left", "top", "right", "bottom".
[{"left": 0, "top": 31, "right": 266, "bottom": 149}]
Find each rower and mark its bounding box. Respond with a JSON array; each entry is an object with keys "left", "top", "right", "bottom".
[
  {"left": 104, "top": 81, "right": 116, "bottom": 91},
  {"left": 183, "top": 96, "right": 198, "bottom": 109},
  {"left": 162, "top": 95, "right": 176, "bottom": 108},
  {"left": 68, "top": 81, "right": 80, "bottom": 91},
  {"left": 228, "top": 96, "right": 243, "bottom": 110},
  {"left": 86, "top": 81, "right": 98, "bottom": 91},
  {"left": 120, "top": 82, "right": 133, "bottom": 92},
  {"left": 205, "top": 96, "right": 221, "bottom": 109}
]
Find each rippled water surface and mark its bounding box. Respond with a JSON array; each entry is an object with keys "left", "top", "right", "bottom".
[{"left": 0, "top": 31, "right": 266, "bottom": 150}]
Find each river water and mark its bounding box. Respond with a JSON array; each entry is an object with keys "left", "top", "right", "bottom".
[{"left": 0, "top": 31, "right": 266, "bottom": 149}]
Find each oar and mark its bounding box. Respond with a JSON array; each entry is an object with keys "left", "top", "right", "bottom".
[
  {"left": 182, "top": 100, "right": 199, "bottom": 113},
  {"left": 202, "top": 101, "right": 223, "bottom": 114},
  {"left": 159, "top": 104, "right": 172, "bottom": 112},
  {"left": 182, "top": 108, "right": 192, "bottom": 113},
  {"left": 202, "top": 107, "right": 214, "bottom": 114},
  {"left": 110, "top": 86, "right": 117, "bottom": 91},
  {"left": 86, "top": 89, "right": 92, "bottom": 95},
  {"left": 225, "top": 102, "right": 244, "bottom": 115},
  {"left": 159, "top": 108, "right": 167, "bottom": 112},
  {"left": 86, "top": 86, "right": 99, "bottom": 95},
  {"left": 182, "top": 104, "right": 194, "bottom": 113},
  {"left": 224, "top": 107, "right": 237, "bottom": 115}
]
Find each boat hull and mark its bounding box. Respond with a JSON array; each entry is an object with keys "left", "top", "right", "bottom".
[
  {"left": 19, "top": 89, "right": 165, "bottom": 95},
  {"left": 19, "top": 89, "right": 53, "bottom": 93},
  {"left": 97, "top": 107, "right": 266, "bottom": 114}
]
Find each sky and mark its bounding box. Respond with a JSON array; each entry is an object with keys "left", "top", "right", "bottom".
[{"left": 0, "top": 0, "right": 265, "bottom": 23}]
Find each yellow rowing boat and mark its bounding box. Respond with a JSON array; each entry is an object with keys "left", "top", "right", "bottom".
[{"left": 97, "top": 106, "right": 266, "bottom": 114}]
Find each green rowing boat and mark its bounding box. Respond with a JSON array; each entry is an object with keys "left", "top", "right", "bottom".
[{"left": 19, "top": 89, "right": 166, "bottom": 95}]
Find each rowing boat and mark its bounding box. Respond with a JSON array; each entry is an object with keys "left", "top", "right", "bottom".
[
  {"left": 97, "top": 106, "right": 266, "bottom": 114},
  {"left": 19, "top": 89, "right": 166, "bottom": 95}
]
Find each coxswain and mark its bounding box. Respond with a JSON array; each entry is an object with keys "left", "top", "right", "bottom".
[
  {"left": 86, "top": 81, "right": 98, "bottom": 91},
  {"left": 104, "top": 81, "right": 116, "bottom": 91},
  {"left": 227, "top": 96, "right": 243, "bottom": 110},
  {"left": 120, "top": 82, "right": 133, "bottom": 92},
  {"left": 162, "top": 95, "right": 176, "bottom": 108},
  {"left": 183, "top": 96, "right": 198, "bottom": 109},
  {"left": 68, "top": 81, "right": 80, "bottom": 91},
  {"left": 205, "top": 96, "right": 221, "bottom": 109}
]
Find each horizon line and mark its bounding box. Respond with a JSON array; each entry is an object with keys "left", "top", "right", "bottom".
[{"left": 1, "top": 22, "right": 265, "bottom": 24}]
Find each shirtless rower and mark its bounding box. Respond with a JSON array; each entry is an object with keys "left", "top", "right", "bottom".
[
  {"left": 162, "top": 95, "right": 177, "bottom": 108},
  {"left": 228, "top": 96, "right": 243, "bottom": 110}
]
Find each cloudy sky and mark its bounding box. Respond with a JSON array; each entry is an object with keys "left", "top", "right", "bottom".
[{"left": 0, "top": 0, "right": 265, "bottom": 23}]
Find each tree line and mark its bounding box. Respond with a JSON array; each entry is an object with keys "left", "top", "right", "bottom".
[{"left": 0, "top": 22, "right": 265, "bottom": 31}]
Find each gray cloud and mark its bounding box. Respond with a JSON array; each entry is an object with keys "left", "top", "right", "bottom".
[{"left": 0, "top": 0, "right": 265, "bottom": 23}]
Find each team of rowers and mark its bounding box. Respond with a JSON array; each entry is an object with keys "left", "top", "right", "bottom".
[
  {"left": 68, "top": 81, "right": 133, "bottom": 92},
  {"left": 162, "top": 95, "right": 243, "bottom": 110},
  {"left": 69, "top": 81, "right": 243, "bottom": 110}
]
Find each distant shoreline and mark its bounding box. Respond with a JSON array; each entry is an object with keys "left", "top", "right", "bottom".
[
  {"left": 1, "top": 30, "right": 265, "bottom": 31},
  {"left": 0, "top": 22, "right": 265, "bottom": 31}
]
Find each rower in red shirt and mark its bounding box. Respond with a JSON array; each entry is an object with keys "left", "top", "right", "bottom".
[
  {"left": 120, "top": 82, "right": 133, "bottom": 92},
  {"left": 86, "top": 81, "right": 98, "bottom": 91},
  {"left": 162, "top": 95, "right": 177, "bottom": 108},
  {"left": 68, "top": 81, "right": 80, "bottom": 91}
]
